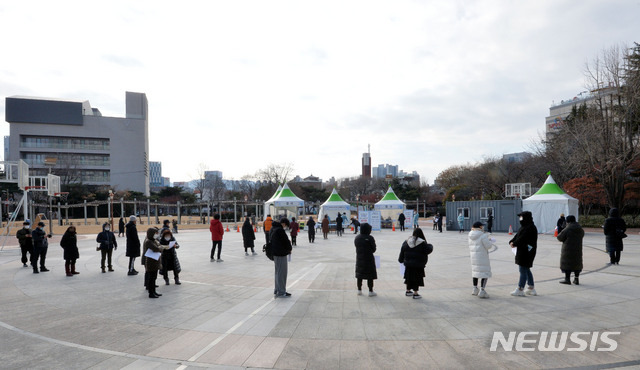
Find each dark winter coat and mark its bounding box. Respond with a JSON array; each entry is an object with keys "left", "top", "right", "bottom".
[
  {"left": 557, "top": 216, "right": 567, "bottom": 234},
  {"left": 125, "top": 222, "right": 140, "bottom": 257},
  {"left": 557, "top": 221, "right": 584, "bottom": 271},
  {"left": 354, "top": 224, "right": 377, "bottom": 280},
  {"left": 307, "top": 217, "right": 316, "bottom": 236},
  {"left": 336, "top": 215, "right": 343, "bottom": 230},
  {"left": 142, "top": 228, "right": 165, "bottom": 272},
  {"left": 16, "top": 228, "right": 33, "bottom": 250},
  {"left": 398, "top": 237, "right": 432, "bottom": 268},
  {"left": 160, "top": 234, "right": 181, "bottom": 273},
  {"left": 269, "top": 221, "right": 292, "bottom": 256},
  {"left": 60, "top": 231, "right": 79, "bottom": 260},
  {"left": 97, "top": 225, "right": 118, "bottom": 250},
  {"left": 509, "top": 211, "right": 538, "bottom": 268},
  {"left": 603, "top": 208, "right": 626, "bottom": 252},
  {"left": 118, "top": 218, "right": 125, "bottom": 234},
  {"left": 242, "top": 218, "right": 255, "bottom": 248},
  {"left": 398, "top": 213, "right": 406, "bottom": 224},
  {"left": 31, "top": 228, "right": 49, "bottom": 250}
]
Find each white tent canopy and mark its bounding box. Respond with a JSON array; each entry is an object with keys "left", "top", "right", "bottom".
[
  {"left": 522, "top": 175, "right": 579, "bottom": 234},
  {"left": 318, "top": 188, "right": 351, "bottom": 222},
  {"left": 263, "top": 185, "right": 282, "bottom": 220},
  {"left": 374, "top": 187, "right": 406, "bottom": 220},
  {"left": 264, "top": 183, "right": 305, "bottom": 220}
]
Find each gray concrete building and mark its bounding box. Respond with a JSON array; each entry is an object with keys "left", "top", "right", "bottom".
[{"left": 4, "top": 91, "right": 150, "bottom": 195}]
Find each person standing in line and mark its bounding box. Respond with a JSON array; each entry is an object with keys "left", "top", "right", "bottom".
[
  {"left": 270, "top": 218, "right": 292, "bottom": 298},
  {"left": 290, "top": 217, "right": 299, "bottom": 246},
  {"left": 486, "top": 210, "right": 493, "bottom": 234},
  {"left": 557, "top": 215, "right": 584, "bottom": 285},
  {"left": 603, "top": 208, "right": 626, "bottom": 265},
  {"left": 321, "top": 214, "right": 330, "bottom": 240},
  {"left": 60, "top": 226, "right": 80, "bottom": 277},
  {"left": 510, "top": 211, "right": 538, "bottom": 297},
  {"left": 336, "top": 213, "right": 343, "bottom": 237},
  {"left": 31, "top": 221, "right": 52, "bottom": 273},
  {"left": 355, "top": 223, "right": 377, "bottom": 297},
  {"left": 160, "top": 229, "right": 181, "bottom": 285},
  {"left": 398, "top": 228, "right": 432, "bottom": 299},
  {"left": 125, "top": 216, "right": 140, "bottom": 276},
  {"left": 141, "top": 227, "right": 168, "bottom": 298},
  {"left": 210, "top": 213, "right": 224, "bottom": 262},
  {"left": 242, "top": 216, "right": 257, "bottom": 255},
  {"left": 350, "top": 217, "right": 360, "bottom": 234},
  {"left": 398, "top": 212, "right": 406, "bottom": 232},
  {"left": 118, "top": 217, "right": 125, "bottom": 237},
  {"left": 16, "top": 220, "right": 33, "bottom": 268},
  {"left": 413, "top": 212, "right": 420, "bottom": 229},
  {"left": 432, "top": 214, "right": 438, "bottom": 230},
  {"left": 307, "top": 216, "right": 316, "bottom": 243},
  {"left": 457, "top": 212, "right": 465, "bottom": 233},
  {"left": 556, "top": 213, "right": 567, "bottom": 235},
  {"left": 97, "top": 222, "right": 117, "bottom": 273},
  {"left": 263, "top": 214, "right": 273, "bottom": 245},
  {"left": 160, "top": 219, "right": 171, "bottom": 235},
  {"left": 436, "top": 213, "right": 443, "bottom": 233},
  {"left": 468, "top": 221, "right": 495, "bottom": 298}
]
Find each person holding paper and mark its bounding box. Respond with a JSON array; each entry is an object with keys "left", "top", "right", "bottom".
[
  {"left": 270, "top": 218, "right": 292, "bottom": 298},
  {"left": 398, "top": 228, "right": 432, "bottom": 299},
  {"left": 354, "top": 223, "right": 378, "bottom": 297},
  {"left": 159, "top": 229, "right": 181, "bottom": 285},
  {"left": 509, "top": 211, "right": 538, "bottom": 297},
  {"left": 142, "top": 227, "right": 168, "bottom": 298},
  {"left": 468, "top": 221, "right": 494, "bottom": 298}
]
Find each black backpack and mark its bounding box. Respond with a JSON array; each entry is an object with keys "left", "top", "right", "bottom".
[{"left": 263, "top": 242, "right": 274, "bottom": 260}]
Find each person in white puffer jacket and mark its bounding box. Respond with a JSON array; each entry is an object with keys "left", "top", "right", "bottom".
[{"left": 468, "top": 221, "right": 496, "bottom": 298}]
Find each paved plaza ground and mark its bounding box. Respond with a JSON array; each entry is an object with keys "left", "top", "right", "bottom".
[{"left": 1, "top": 223, "right": 639, "bottom": 369}]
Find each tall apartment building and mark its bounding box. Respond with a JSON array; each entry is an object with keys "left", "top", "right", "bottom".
[
  {"left": 361, "top": 145, "right": 371, "bottom": 178},
  {"left": 4, "top": 91, "right": 150, "bottom": 195}
]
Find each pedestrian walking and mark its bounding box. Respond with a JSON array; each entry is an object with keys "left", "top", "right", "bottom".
[
  {"left": 603, "top": 208, "right": 626, "bottom": 265},
  {"left": 60, "top": 226, "right": 80, "bottom": 277},
  {"left": 270, "top": 218, "right": 292, "bottom": 298},
  {"left": 118, "top": 217, "right": 125, "bottom": 237},
  {"left": 398, "top": 228, "right": 432, "bottom": 299},
  {"left": 436, "top": 213, "right": 443, "bottom": 233},
  {"left": 125, "top": 216, "right": 140, "bottom": 276},
  {"left": 97, "top": 222, "right": 117, "bottom": 273},
  {"left": 242, "top": 217, "right": 257, "bottom": 255},
  {"left": 210, "top": 213, "right": 224, "bottom": 262},
  {"left": 172, "top": 219, "right": 178, "bottom": 233},
  {"left": 510, "top": 211, "right": 538, "bottom": 297},
  {"left": 557, "top": 215, "right": 584, "bottom": 285},
  {"left": 468, "top": 221, "right": 495, "bottom": 298},
  {"left": 321, "top": 214, "right": 330, "bottom": 239},
  {"left": 15, "top": 220, "right": 32, "bottom": 268},
  {"left": 160, "top": 229, "right": 181, "bottom": 285},
  {"left": 307, "top": 216, "right": 316, "bottom": 243},
  {"left": 31, "top": 221, "right": 52, "bottom": 273},
  {"left": 398, "top": 212, "right": 406, "bottom": 232},
  {"left": 290, "top": 217, "right": 299, "bottom": 246},
  {"left": 354, "top": 223, "right": 377, "bottom": 297}
]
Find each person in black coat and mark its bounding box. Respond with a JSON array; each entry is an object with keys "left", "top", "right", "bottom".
[
  {"left": 509, "top": 211, "right": 538, "bottom": 297},
  {"left": 398, "top": 212, "right": 406, "bottom": 232},
  {"left": 160, "top": 229, "right": 181, "bottom": 285},
  {"left": 242, "top": 217, "right": 257, "bottom": 255},
  {"left": 557, "top": 215, "right": 584, "bottom": 285},
  {"left": 307, "top": 216, "right": 316, "bottom": 243},
  {"left": 486, "top": 210, "right": 493, "bottom": 233},
  {"left": 97, "top": 222, "right": 117, "bottom": 273},
  {"left": 270, "top": 218, "right": 292, "bottom": 297},
  {"left": 15, "top": 221, "right": 33, "bottom": 267},
  {"left": 354, "top": 223, "right": 377, "bottom": 296},
  {"left": 118, "top": 217, "right": 125, "bottom": 237},
  {"left": 60, "top": 226, "right": 80, "bottom": 277},
  {"left": 398, "top": 228, "right": 433, "bottom": 299},
  {"left": 336, "top": 213, "right": 343, "bottom": 237},
  {"left": 125, "top": 216, "right": 141, "bottom": 275},
  {"left": 31, "top": 221, "right": 52, "bottom": 273},
  {"left": 603, "top": 208, "right": 626, "bottom": 265},
  {"left": 436, "top": 213, "right": 443, "bottom": 232},
  {"left": 556, "top": 214, "right": 567, "bottom": 234},
  {"left": 350, "top": 217, "right": 360, "bottom": 234}
]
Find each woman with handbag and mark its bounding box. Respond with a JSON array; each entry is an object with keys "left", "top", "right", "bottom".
[{"left": 604, "top": 208, "right": 627, "bottom": 265}]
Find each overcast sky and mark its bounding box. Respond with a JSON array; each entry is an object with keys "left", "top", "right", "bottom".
[{"left": 1, "top": 1, "right": 639, "bottom": 185}]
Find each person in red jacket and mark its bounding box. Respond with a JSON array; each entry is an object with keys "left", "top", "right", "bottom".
[{"left": 210, "top": 214, "right": 224, "bottom": 262}]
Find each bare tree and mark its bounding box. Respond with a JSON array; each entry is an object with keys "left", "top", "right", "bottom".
[
  {"left": 192, "top": 163, "right": 208, "bottom": 200},
  {"left": 255, "top": 163, "right": 294, "bottom": 185}
]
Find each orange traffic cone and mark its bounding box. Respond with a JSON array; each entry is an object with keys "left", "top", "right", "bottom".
[
  {"left": 392, "top": 224, "right": 396, "bottom": 231},
  {"left": 226, "top": 225, "right": 230, "bottom": 232},
  {"left": 237, "top": 225, "right": 240, "bottom": 232},
  {"left": 351, "top": 226, "right": 354, "bottom": 231},
  {"left": 508, "top": 225, "right": 513, "bottom": 235},
  {"left": 553, "top": 227, "right": 558, "bottom": 237},
  {"left": 254, "top": 226, "right": 257, "bottom": 232}
]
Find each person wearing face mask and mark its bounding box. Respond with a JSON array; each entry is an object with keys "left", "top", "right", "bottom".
[
  {"left": 159, "top": 229, "right": 181, "bottom": 285},
  {"left": 97, "top": 222, "right": 118, "bottom": 273},
  {"left": 125, "top": 216, "right": 141, "bottom": 276},
  {"left": 141, "top": 227, "right": 169, "bottom": 298},
  {"left": 509, "top": 211, "right": 538, "bottom": 297},
  {"left": 60, "top": 226, "right": 80, "bottom": 277},
  {"left": 31, "top": 221, "right": 52, "bottom": 273},
  {"left": 15, "top": 220, "right": 33, "bottom": 268}
]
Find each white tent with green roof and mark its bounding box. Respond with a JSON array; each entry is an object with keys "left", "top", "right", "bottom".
[
  {"left": 263, "top": 185, "right": 282, "bottom": 220},
  {"left": 265, "top": 183, "right": 305, "bottom": 220},
  {"left": 318, "top": 188, "right": 351, "bottom": 222},
  {"left": 522, "top": 175, "right": 579, "bottom": 234},
  {"left": 374, "top": 186, "right": 406, "bottom": 220}
]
